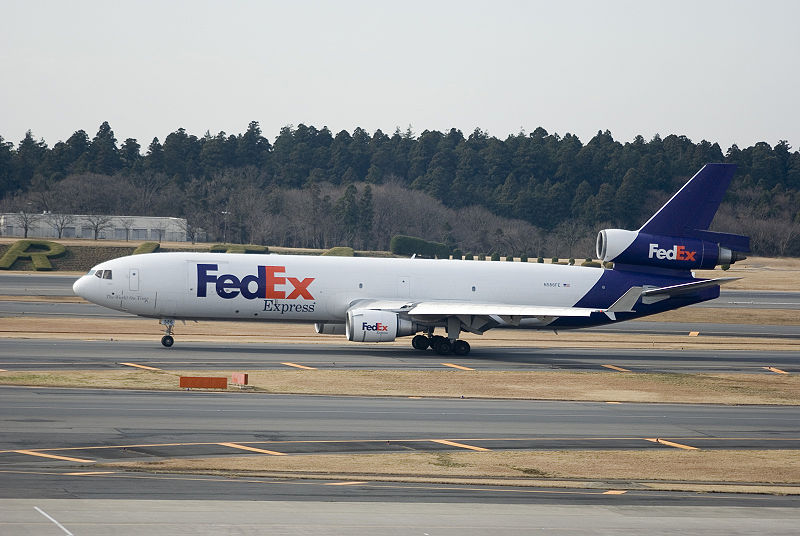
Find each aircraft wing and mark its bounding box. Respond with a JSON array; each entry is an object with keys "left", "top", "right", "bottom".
[
  {"left": 406, "top": 302, "right": 602, "bottom": 318},
  {"left": 350, "top": 299, "right": 603, "bottom": 318}
]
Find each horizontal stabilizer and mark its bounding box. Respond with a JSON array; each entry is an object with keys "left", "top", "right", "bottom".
[
  {"left": 691, "top": 230, "right": 751, "bottom": 253},
  {"left": 642, "top": 277, "right": 740, "bottom": 298}
]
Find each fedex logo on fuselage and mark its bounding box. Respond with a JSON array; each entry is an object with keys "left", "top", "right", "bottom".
[
  {"left": 197, "top": 264, "right": 315, "bottom": 300},
  {"left": 362, "top": 322, "right": 389, "bottom": 332},
  {"left": 648, "top": 243, "right": 697, "bottom": 262}
]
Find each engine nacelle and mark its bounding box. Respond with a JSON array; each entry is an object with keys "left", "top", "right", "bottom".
[
  {"left": 596, "top": 229, "right": 744, "bottom": 270},
  {"left": 314, "top": 323, "right": 346, "bottom": 335},
  {"left": 346, "top": 309, "right": 418, "bottom": 343}
]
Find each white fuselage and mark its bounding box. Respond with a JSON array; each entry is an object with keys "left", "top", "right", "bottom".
[{"left": 73, "top": 252, "right": 606, "bottom": 323}]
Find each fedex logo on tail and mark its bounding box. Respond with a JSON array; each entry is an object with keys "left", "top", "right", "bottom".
[
  {"left": 362, "top": 322, "right": 389, "bottom": 332},
  {"left": 648, "top": 243, "right": 697, "bottom": 262},
  {"left": 197, "top": 264, "right": 315, "bottom": 300}
]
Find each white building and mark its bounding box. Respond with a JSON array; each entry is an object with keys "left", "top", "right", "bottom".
[{"left": 0, "top": 213, "right": 189, "bottom": 242}]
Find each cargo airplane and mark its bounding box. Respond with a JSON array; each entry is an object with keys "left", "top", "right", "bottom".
[{"left": 73, "top": 163, "right": 748, "bottom": 355}]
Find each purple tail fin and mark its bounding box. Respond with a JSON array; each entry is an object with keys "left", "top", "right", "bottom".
[{"left": 638, "top": 163, "right": 749, "bottom": 252}]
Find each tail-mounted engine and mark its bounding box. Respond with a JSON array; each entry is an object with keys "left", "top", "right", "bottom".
[
  {"left": 345, "top": 309, "right": 419, "bottom": 342},
  {"left": 597, "top": 229, "right": 747, "bottom": 270}
]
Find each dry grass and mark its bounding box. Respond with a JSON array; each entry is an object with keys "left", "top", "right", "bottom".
[
  {"left": 107, "top": 449, "right": 800, "bottom": 493},
  {"left": 0, "top": 369, "right": 181, "bottom": 390},
  {"left": 0, "top": 295, "right": 88, "bottom": 303},
  {"left": 643, "top": 307, "right": 799, "bottom": 325},
  {"left": 2, "top": 369, "right": 798, "bottom": 405},
  {"left": 695, "top": 256, "right": 800, "bottom": 291}
]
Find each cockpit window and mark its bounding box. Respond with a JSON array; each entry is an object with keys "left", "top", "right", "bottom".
[
  {"left": 87, "top": 269, "right": 96, "bottom": 276},
  {"left": 95, "top": 270, "right": 103, "bottom": 278},
  {"left": 102, "top": 270, "right": 113, "bottom": 280}
]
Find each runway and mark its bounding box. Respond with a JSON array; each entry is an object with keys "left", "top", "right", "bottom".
[
  {"left": 3, "top": 299, "right": 800, "bottom": 341},
  {"left": 1, "top": 273, "right": 799, "bottom": 533},
  {"left": 0, "top": 339, "right": 798, "bottom": 373},
  {"left": 1, "top": 387, "right": 799, "bottom": 507}
]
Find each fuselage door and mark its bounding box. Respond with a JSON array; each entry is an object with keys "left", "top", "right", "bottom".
[{"left": 129, "top": 268, "right": 140, "bottom": 291}]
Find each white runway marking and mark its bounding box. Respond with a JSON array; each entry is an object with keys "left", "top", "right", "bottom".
[{"left": 34, "top": 506, "right": 74, "bottom": 535}]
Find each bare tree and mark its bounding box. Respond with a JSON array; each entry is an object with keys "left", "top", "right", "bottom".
[
  {"left": 116, "top": 217, "right": 135, "bottom": 241},
  {"left": 45, "top": 213, "right": 74, "bottom": 239},
  {"left": 175, "top": 217, "right": 202, "bottom": 244},
  {"left": 11, "top": 212, "right": 41, "bottom": 238},
  {"left": 85, "top": 214, "right": 114, "bottom": 240},
  {"left": 553, "top": 219, "right": 589, "bottom": 259}
]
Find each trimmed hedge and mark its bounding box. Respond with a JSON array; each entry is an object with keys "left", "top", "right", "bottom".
[
  {"left": 0, "top": 240, "right": 66, "bottom": 271},
  {"left": 491, "top": 252, "right": 500, "bottom": 261},
  {"left": 322, "top": 246, "right": 355, "bottom": 256},
  {"left": 132, "top": 242, "right": 160, "bottom": 255},
  {"left": 209, "top": 243, "right": 269, "bottom": 254},
  {"left": 389, "top": 235, "right": 451, "bottom": 259}
]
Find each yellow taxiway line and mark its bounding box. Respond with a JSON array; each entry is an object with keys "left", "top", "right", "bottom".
[
  {"left": 119, "top": 362, "right": 162, "bottom": 371},
  {"left": 764, "top": 366, "right": 789, "bottom": 375},
  {"left": 14, "top": 450, "right": 95, "bottom": 463},
  {"left": 281, "top": 362, "right": 317, "bottom": 370},
  {"left": 441, "top": 363, "right": 475, "bottom": 371},
  {"left": 602, "top": 364, "right": 631, "bottom": 372},
  {"left": 644, "top": 438, "right": 699, "bottom": 450},
  {"left": 432, "top": 439, "right": 490, "bottom": 452},
  {"left": 219, "top": 442, "right": 287, "bottom": 456}
]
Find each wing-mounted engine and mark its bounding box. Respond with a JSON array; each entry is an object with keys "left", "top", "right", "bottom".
[
  {"left": 596, "top": 229, "right": 747, "bottom": 271},
  {"left": 345, "top": 308, "right": 419, "bottom": 342}
]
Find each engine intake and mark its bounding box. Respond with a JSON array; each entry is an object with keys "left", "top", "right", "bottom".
[{"left": 346, "top": 309, "right": 418, "bottom": 342}]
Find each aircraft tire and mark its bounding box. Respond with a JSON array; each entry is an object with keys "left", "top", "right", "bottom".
[
  {"left": 435, "top": 339, "right": 452, "bottom": 355},
  {"left": 412, "top": 334, "right": 430, "bottom": 350},
  {"left": 453, "top": 339, "right": 470, "bottom": 356},
  {"left": 161, "top": 335, "right": 174, "bottom": 347}
]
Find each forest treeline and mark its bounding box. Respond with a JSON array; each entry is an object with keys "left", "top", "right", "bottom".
[{"left": 1, "top": 121, "right": 799, "bottom": 257}]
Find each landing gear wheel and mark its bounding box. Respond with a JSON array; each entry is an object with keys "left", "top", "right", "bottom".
[
  {"left": 435, "top": 339, "right": 452, "bottom": 355},
  {"left": 453, "top": 339, "right": 470, "bottom": 356},
  {"left": 160, "top": 318, "right": 175, "bottom": 348},
  {"left": 412, "top": 334, "right": 430, "bottom": 350}
]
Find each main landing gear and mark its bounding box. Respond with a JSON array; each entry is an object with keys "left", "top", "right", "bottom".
[
  {"left": 411, "top": 334, "right": 471, "bottom": 356},
  {"left": 160, "top": 319, "right": 175, "bottom": 348}
]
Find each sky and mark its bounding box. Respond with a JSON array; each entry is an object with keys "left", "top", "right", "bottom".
[{"left": 2, "top": 0, "right": 799, "bottom": 151}]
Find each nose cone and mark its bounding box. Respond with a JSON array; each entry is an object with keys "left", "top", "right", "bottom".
[{"left": 73, "top": 276, "right": 90, "bottom": 300}]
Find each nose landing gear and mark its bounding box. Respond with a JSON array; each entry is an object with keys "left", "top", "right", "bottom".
[{"left": 160, "top": 319, "right": 175, "bottom": 348}]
